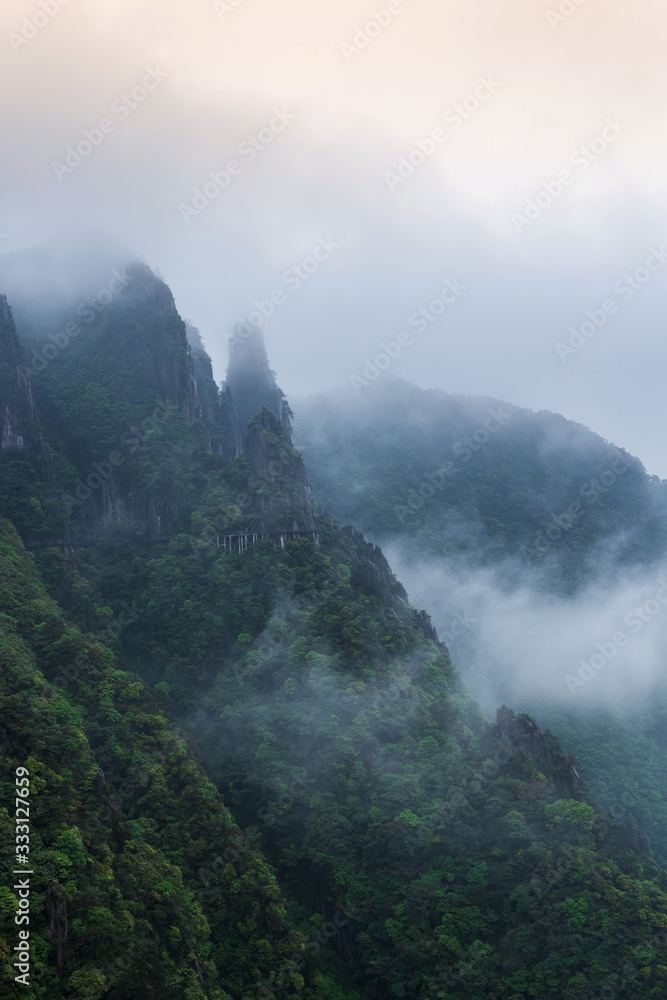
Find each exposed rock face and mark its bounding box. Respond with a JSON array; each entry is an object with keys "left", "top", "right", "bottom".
[
  {"left": 0, "top": 295, "right": 37, "bottom": 455},
  {"left": 45, "top": 883, "right": 69, "bottom": 978},
  {"left": 224, "top": 326, "right": 317, "bottom": 532},
  {"left": 187, "top": 322, "right": 247, "bottom": 456},
  {"left": 119, "top": 263, "right": 198, "bottom": 421},
  {"left": 342, "top": 525, "right": 410, "bottom": 602},
  {"left": 96, "top": 768, "right": 125, "bottom": 845},
  {"left": 186, "top": 323, "right": 223, "bottom": 431},
  {"left": 97, "top": 478, "right": 135, "bottom": 533},
  {"left": 124, "top": 261, "right": 177, "bottom": 314},
  {"left": 220, "top": 386, "right": 243, "bottom": 458},
  {"left": 2, "top": 265, "right": 315, "bottom": 544},
  {"left": 0, "top": 295, "right": 56, "bottom": 511},
  {"left": 494, "top": 705, "right": 585, "bottom": 799},
  {"left": 224, "top": 325, "right": 293, "bottom": 440},
  {"left": 246, "top": 408, "right": 316, "bottom": 533},
  {"left": 625, "top": 813, "right": 652, "bottom": 857}
]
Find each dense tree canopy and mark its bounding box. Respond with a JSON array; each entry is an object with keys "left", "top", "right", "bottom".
[{"left": 2, "top": 270, "right": 667, "bottom": 997}]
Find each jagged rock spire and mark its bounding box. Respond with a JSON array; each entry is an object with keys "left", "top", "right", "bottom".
[
  {"left": 223, "top": 327, "right": 315, "bottom": 533},
  {"left": 224, "top": 323, "right": 293, "bottom": 440},
  {"left": 246, "top": 407, "right": 316, "bottom": 533}
]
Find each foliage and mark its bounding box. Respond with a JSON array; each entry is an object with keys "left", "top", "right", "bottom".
[{"left": 2, "top": 270, "right": 667, "bottom": 998}]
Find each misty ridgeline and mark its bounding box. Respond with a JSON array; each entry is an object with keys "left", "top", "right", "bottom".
[{"left": 2, "top": 255, "right": 667, "bottom": 999}]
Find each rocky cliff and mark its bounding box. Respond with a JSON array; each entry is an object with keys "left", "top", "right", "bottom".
[
  {"left": 224, "top": 324, "right": 294, "bottom": 440},
  {"left": 186, "top": 323, "right": 246, "bottom": 458},
  {"left": 112, "top": 262, "right": 199, "bottom": 422},
  {"left": 246, "top": 407, "right": 316, "bottom": 533},
  {"left": 0, "top": 294, "right": 38, "bottom": 456},
  {"left": 0, "top": 295, "right": 58, "bottom": 541},
  {"left": 222, "top": 322, "right": 316, "bottom": 534},
  {"left": 494, "top": 705, "right": 585, "bottom": 799},
  {"left": 1, "top": 265, "right": 316, "bottom": 545}
]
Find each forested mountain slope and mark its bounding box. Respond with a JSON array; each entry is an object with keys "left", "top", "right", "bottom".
[
  {"left": 1, "top": 264, "right": 667, "bottom": 997},
  {"left": 293, "top": 379, "right": 667, "bottom": 594},
  {"left": 293, "top": 380, "right": 667, "bottom": 871},
  {"left": 0, "top": 517, "right": 310, "bottom": 1000}
]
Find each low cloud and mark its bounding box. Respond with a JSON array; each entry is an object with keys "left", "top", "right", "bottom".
[{"left": 386, "top": 541, "right": 667, "bottom": 714}]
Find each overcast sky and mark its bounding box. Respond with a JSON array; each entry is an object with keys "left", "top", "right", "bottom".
[{"left": 1, "top": 0, "right": 666, "bottom": 473}]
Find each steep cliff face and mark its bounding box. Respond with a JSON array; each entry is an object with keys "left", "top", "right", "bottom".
[
  {"left": 112, "top": 262, "right": 199, "bottom": 422},
  {"left": 220, "top": 386, "right": 243, "bottom": 458},
  {"left": 224, "top": 325, "right": 293, "bottom": 440},
  {"left": 0, "top": 295, "right": 58, "bottom": 541},
  {"left": 2, "top": 265, "right": 314, "bottom": 545},
  {"left": 0, "top": 295, "right": 37, "bottom": 455},
  {"left": 186, "top": 324, "right": 246, "bottom": 457},
  {"left": 186, "top": 323, "right": 222, "bottom": 424},
  {"left": 494, "top": 705, "right": 585, "bottom": 798},
  {"left": 246, "top": 407, "right": 316, "bottom": 533},
  {"left": 222, "top": 323, "right": 316, "bottom": 532},
  {"left": 341, "top": 524, "right": 410, "bottom": 602}
]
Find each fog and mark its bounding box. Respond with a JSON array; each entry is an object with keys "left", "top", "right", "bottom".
[
  {"left": 385, "top": 542, "right": 667, "bottom": 715},
  {"left": 291, "top": 375, "right": 667, "bottom": 725},
  {"left": 2, "top": 0, "right": 667, "bottom": 473}
]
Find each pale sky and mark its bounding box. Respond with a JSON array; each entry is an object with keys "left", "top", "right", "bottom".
[{"left": 2, "top": 0, "right": 667, "bottom": 473}]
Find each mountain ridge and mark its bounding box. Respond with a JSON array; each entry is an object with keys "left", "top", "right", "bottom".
[{"left": 2, "top": 261, "right": 667, "bottom": 997}]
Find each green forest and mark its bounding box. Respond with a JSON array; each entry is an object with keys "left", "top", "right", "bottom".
[
  {"left": 294, "top": 382, "right": 667, "bottom": 872},
  {"left": 2, "top": 266, "right": 667, "bottom": 998}
]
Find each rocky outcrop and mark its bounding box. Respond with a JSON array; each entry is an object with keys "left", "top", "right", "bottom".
[
  {"left": 224, "top": 324, "right": 293, "bottom": 440},
  {"left": 2, "top": 264, "right": 314, "bottom": 546},
  {"left": 98, "top": 477, "right": 136, "bottom": 532},
  {"left": 0, "top": 295, "right": 57, "bottom": 513},
  {"left": 45, "top": 883, "right": 69, "bottom": 978},
  {"left": 220, "top": 386, "right": 243, "bottom": 458},
  {"left": 0, "top": 295, "right": 37, "bottom": 455},
  {"left": 246, "top": 408, "right": 315, "bottom": 533},
  {"left": 494, "top": 706, "right": 585, "bottom": 799},
  {"left": 341, "top": 525, "right": 410, "bottom": 603},
  {"left": 625, "top": 813, "right": 652, "bottom": 857},
  {"left": 119, "top": 263, "right": 198, "bottom": 421},
  {"left": 186, "top": 323, "right": 225, "bottom": 437},
  {"left": 187, "top": 321, "right": 249, "bottom": 456}
]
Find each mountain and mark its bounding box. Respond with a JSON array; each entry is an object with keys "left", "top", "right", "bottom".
[
  {"left": 292, "top": 378, "right": 667, "bottom": 867},
  {"left": 293, "top": 378, "right": 667, "bottom": 593},
  {"left": 224, "top": 323, "right": 294, "bottom": 441},
  {"left": 2, "top": 262, "right": 667, "bottom": 998},
  {"left": 0, "top": 296, "right": 59, "bottom": 545},
  {"left": 0, "top": 515, "right": 309, "bottom": 999},
  {"left": 0, "top": 295, "right": 37, "bottom": 456}
]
